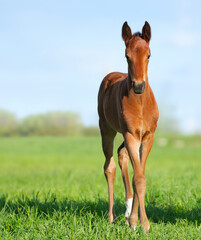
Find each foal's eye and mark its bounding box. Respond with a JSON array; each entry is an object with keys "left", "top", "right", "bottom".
[{"left": 147, "top": 55, "right": 151, "bottom": 60}]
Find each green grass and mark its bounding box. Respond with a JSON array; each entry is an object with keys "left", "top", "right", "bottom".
[{"left": 0, "top": 135, "right": 200, "bottom": 239}]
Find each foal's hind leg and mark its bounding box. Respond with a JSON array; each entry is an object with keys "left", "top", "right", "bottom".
[
  {"left": 100, "top": 123, "right": 117, "bottom": 223},
  {"left": 118, "top": 142, "right": 133, "bottom": 224}
]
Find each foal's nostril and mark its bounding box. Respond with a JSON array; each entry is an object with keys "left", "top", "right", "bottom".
[{"left": 132, "top": 81, "right": 145, "bottom": 94}]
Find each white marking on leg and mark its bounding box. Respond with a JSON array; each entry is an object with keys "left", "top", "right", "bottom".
[{"left": 125, "top": 198, "right": 133, "bottom": 218}]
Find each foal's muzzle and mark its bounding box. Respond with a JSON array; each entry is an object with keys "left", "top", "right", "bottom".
[{"left": 132, "top": 81, "right": 145, "bottom": 94}]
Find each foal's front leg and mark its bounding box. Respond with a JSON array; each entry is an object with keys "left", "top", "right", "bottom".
[{"left": 124, "top": 132, "right": 149, "bottom": 232}]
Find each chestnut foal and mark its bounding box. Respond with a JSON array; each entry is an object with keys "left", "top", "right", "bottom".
[{"left": 98, "top": 21, "right": 159, "bottom": 232}]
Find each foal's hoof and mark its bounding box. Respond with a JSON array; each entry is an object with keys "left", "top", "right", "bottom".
[
  {"left": 141, "top": 219, "right": 150, "bottom": 233},
  {"left": 130, "top": 224, "right": 137, "bottom": 231},
  {"left": 129, "top": 216, "right": 138, "bottom": 231},
  {"left": 108, "top": 213, "right": 116, "bottom": 223}
]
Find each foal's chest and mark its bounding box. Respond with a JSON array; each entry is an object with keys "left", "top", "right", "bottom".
[{"left": 122, "top": 94, "right": 158, "bottom": 142}]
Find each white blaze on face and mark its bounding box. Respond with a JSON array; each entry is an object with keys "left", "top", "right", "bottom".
[{"left": 125, "top": 198, "right": 133, "bottom": 217}]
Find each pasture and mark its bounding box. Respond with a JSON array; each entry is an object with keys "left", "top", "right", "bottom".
[{"left": 0, "top": 135, "right": 200, "bottom": 239}]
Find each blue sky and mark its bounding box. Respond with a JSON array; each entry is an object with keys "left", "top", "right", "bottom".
[{"left": 0, "top": 0, "right": 201, "bottom": 134}]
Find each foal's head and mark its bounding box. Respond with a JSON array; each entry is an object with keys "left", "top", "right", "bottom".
[{"left": 122, "top": 21, "right": 151, "bottom": 94}]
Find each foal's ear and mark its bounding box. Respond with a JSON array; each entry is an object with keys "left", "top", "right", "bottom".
[
  {"left": 122, "top": 21, "right": 132, "bottom": 45},
  {"left": 142, "top": 21, "right": 151, "bottom": 43}
]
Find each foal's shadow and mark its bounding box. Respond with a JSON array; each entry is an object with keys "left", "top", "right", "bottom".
[
  {"left": 0, "top": 194, "right": 200, "bottom": 225},
  {"left": 146, "top": 199, "right": 201, "bottom": 225},
  {"left": 0, "top": 193, "right": 111, "bottom": 218}
]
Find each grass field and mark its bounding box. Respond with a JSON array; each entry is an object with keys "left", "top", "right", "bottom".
[{"left": 0, "top": 135, "right": 200, "bottom": 239}]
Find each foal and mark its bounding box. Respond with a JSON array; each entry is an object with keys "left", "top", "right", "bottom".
[{"left": 98, "top": 21, "right": 159, "bottom": 232}]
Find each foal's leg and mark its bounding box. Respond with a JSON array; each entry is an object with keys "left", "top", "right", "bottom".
[
  {"left": 124, "top": 132, "right": 149, "bottom": 232},
  {"left": 136, "top": 135, "right": 154, "bottom": 230},
  {"left": 118, "top": 142, "right": 133, "bottom": 224},
  {"left": 125, "top": 136, "right": 154, "bottom": 229},
  {"left": 141, "top": 135, "right": 154, "bottom": 174},
  {"left": 100, "top": 125, "right": 117, "bottom": 223}
]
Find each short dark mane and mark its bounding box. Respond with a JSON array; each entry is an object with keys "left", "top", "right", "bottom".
[{"left": 133, "top": 31, "right": 143, "bottom": 38}]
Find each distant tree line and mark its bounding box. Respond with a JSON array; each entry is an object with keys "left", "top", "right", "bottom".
[
  {"left": 0, "top": 109, "right": 100, "bottom": 136},
  {"left": 0, "top": 108, "right": 180, "bottom": 137}
]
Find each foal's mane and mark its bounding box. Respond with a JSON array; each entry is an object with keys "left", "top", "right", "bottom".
[{"left": 133, "top": 32, "right": 143, "bottom": 38}]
